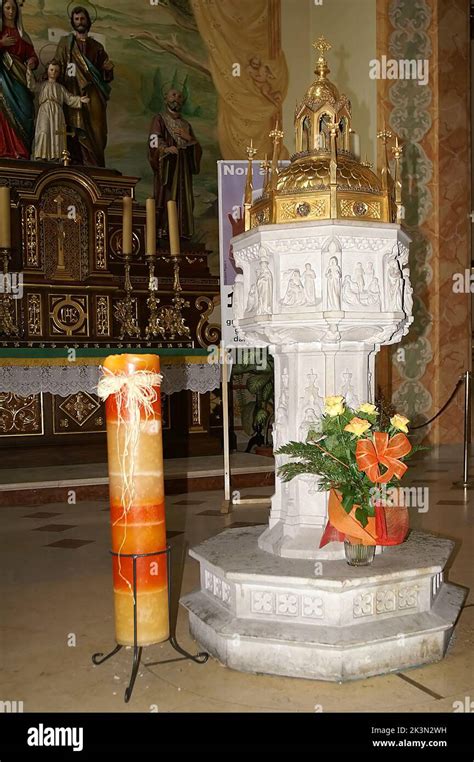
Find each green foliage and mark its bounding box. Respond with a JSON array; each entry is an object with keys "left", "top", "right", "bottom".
[{"left": 233, "top": 356, "right": 274, "bottom": 445}]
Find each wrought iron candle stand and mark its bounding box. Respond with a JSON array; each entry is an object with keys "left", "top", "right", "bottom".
[
  {"left": 114, "top": 251, "right": 141, "bottom": 340},
  {"left": 0, "top": 247, "right": 19, "bottom": 337},
  {"left": 92, "top": 544, "right": 209, "bottom": 703}
]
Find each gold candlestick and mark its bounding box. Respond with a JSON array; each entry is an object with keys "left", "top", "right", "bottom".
[
  {"left": 260, "top": 153, "right": 271, "bottom": 196},
  {"left": 391, "top": 136, "right": 404, "bottom": 221},
  {"left": 145, "top": 254, "right": 165, "bottom": 339},
  {"left": 269, "top": 121, "right": 284, "bottom": 190},
  {"left": 146, "top": 198, "right": 156, "bottom": 256},
  {"left": 167, "top": 200, "right": 180, "bottom": 257},
  {"left": 114, "top": 252, "right": 140, "bottom": 340},
  {"left": 122, "top": 196, "right": 133, "bottom": 255},
  {"left": 55, "top": 125, "right": 74, "bottom": 166},
  {"left": 244, "top": 139, "right": 257, "bottom": 231},
  {"left": 149, "top": 200, "right": 191, "bottom": 340}
]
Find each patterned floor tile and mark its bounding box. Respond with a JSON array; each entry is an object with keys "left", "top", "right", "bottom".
[
  {"left": 172, "top": 500, "right": 206, "bottom": 506},
  {"left": 45, "top": 539, "right": 94, "bottom": 549},
  {"left": 34, "top": 524, "right": 77, "bottom": 532},
  {"left": 22, "top": 512, "right": 63, "bottom": 519}
]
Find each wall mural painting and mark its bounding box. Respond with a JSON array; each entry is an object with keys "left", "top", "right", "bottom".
[{"left": 4, "top": 0, "right": 288, "bottom": 272}]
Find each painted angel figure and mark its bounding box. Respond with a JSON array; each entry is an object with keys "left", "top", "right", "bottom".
[{"left": 29, "top": 60, "right": 89, "bottom": 162}]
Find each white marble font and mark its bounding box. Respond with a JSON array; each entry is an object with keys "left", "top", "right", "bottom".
[{"left": 232, "top": 220, "right": 413, "bottom": 559}]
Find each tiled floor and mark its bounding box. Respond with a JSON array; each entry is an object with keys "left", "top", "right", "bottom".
[
  {"left": 0, "top": 453, "right": 274, "bottom": 489},
  {"left": 1, "top": 446, "right": 472, "bottom": 713}
]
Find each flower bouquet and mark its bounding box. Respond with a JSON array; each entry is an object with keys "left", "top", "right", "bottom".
[{"left": 277, "top": 396, "right": 420, "bottom": 565}]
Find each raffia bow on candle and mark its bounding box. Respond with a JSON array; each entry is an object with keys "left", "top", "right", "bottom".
[{"left": 97, "top": 367, "right": 163, "bottom": 598}]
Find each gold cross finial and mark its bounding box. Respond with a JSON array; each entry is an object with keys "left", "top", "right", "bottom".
[
  {"left": 391, "top": 135, "right": 403, "bottom": 159},
  {"left": 313, "top": 35, "right": 331, "bottom": 57},
  {"left": 246, "top": 139, "right": 257, "bottom": 160},
  {"left": 377, "top": 128, "right": 392, "bottom": 144},
  {"left": 269, "top": 121, "right": 284, "bottom": 143}
]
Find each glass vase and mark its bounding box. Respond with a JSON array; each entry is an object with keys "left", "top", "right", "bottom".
[{"left": 344, "top": 539, "right": 375, "bottom": 567}]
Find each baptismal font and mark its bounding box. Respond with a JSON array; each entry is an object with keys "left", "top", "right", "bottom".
[{"left": 182, "top": 37, "right": 466, "bottom": 682}]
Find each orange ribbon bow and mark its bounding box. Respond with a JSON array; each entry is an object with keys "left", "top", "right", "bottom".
[{"left": 355, "top": 431, "right": 412, "bottom": 484}]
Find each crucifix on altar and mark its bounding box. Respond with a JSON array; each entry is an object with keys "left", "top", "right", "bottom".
[{"left": 39, "top": 194, "right": 82, "bottom": 280}]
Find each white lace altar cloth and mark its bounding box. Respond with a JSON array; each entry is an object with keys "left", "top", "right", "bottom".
[{"left": 0, "top": 363, "right": 221, "bottom": 397}]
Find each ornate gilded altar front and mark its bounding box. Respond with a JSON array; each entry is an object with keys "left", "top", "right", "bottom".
[{"left": 0, "top": 160, "right": 221, "bottom": 455}]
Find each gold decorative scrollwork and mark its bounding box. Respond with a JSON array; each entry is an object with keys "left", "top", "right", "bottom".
[
  {"left": 109, "top": 228, "right": 141, "bottom": 259},
  {"left": 0, "top": 393, "right": 43, "bottom": 435},
  {"left": 27, "top": 293, "right": 42, "bottom": 336},
  {"left": 279, "top": 198, "right": 327, "bottom": 222},
  {"left": 340, "top": 198, "right": 381, "bottom": 219},
  {"left": 96, "top": 295, "right": 110, "bottom": 336},
  {"left": 59, "top": 392, "right": 99, "bottom": 427},
  {"left": 95, "top": 210, "right": 107, "bottom": 270},
  {"left": 195, "top": 295, "right": 221, "bottom": 348},
  {"left": 190, "top": 391, "right": 202, "bottom": 428},
  {"left": 49, "top": 294, "right": 88, "bottom": 336},
  {"left": 24, "top": 205, "right": 39, "bottom": 267},
  {"left": 250, "top": 206, "right": 270, "bottom": 228}
]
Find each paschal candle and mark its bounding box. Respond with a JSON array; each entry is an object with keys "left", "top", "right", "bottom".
[{"left": 101, "top": 353, "right": 169, "bottom": 646}]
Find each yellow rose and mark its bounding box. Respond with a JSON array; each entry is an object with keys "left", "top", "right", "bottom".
[
  {"left": 390, "top": 414, "right": 409, "bottom": 433},
  {"left": 324, "top": 395, "right": 345, "bottom": 417},
  {"left": 344, "top": 417, "right": 372, "bottom": 436},
  {"left": 358, "top": 402, "right": 378, "bottom": 416}
]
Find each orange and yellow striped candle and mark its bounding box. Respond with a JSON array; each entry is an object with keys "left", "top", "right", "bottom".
[{"left": 99, "top": 354, "right": 169, "bottom": 646}]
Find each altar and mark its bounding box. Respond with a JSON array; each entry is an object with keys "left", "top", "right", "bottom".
[
  {"left": 0, "top": 158, "right": 222, "bottom": 456},
  {"left": 0, "top": 348, "right": 222, "bottom": 457}
]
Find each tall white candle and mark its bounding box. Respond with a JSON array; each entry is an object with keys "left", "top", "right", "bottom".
[
  {"left": 167, "top": 200, "right": 180, "bottom": 257},
  {"left": 122, "top": 196, "right": 133, "bottom": 255},
  {"left": 146, "top": 198, "right": 156, "bottom": 256}
]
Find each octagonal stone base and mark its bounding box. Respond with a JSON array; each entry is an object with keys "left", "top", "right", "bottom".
[{"left": 180, "top": 527, "right": 466, "bottom": 682}]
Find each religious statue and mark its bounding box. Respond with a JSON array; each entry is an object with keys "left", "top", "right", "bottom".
[
  {"left": 272, "top": 404, "right": 288, "bottom": 450},
  {"left": 29, "top": 60, "right": 89, "bottom": 162},
  {"left": 318, "top": 113, "right": 331, "bottom": 151},
  {"left": 148, "top": 88, "right": 202, "bottom": 240},
  {"left": 342, "top": 274, "right": 360, "bottom": 306},
  {"left": 354, "top": 261, "right": 365, "bottom": 292},
  {"left": 282, "top": 268, "right": 307, "bottom": 306},
  {"left": 303, "top": 263, "right": 317, "bottom": 304},
  {"left": 233, "top": 273, "right": 245, "bottom": 319},
  {"left": 55, "top": 5, "right": 114, "bottom": 167},
  {"left": 256, "top": 260, "right": 273, "bottom": 315},
  {"left": 0, "top": 0, "right": 38, "bottom": 159},
  {"left": 340, "top": 369, "right": 359, "bottom": 409},
  {"left": 246, "top": 283, "right": 257, "bottom": 314},
  {"left": 386, "top": 258, "right": 403, "bottom": 310},
  {"left": 325, "top": 256, "right": 342, "bottom": 310}
]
